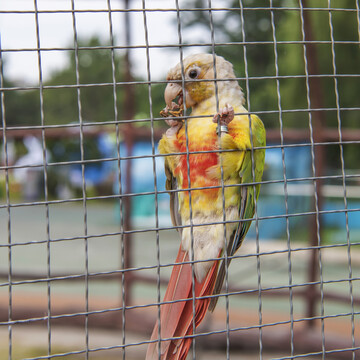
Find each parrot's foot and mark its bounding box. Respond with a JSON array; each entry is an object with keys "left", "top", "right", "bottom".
[
  {"left": 213, "top": 103, "right": 234, "bottom": 126},
  {"left": 160, "top": 102, "right": 184, "bottom": 118},
  {"left": 161, "top": 102, "right": 184, "bottom": 136},
  {"left": 165, "top": 118, "right": 183, "bottom": 136}
]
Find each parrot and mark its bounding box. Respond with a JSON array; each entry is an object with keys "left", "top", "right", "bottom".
[{"left": 146, "top": 53, "right": 266, "bottom": 360}]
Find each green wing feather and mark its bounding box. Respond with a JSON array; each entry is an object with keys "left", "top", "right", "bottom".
[
  {"left": 164, "top": 160, "right": 182, "bottom": 231},
  {"left": 209, "top": 116, "right": 265, "bottom": 312}
]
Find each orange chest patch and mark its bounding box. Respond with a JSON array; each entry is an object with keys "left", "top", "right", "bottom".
[{"left": 174, "top": 131, "right": 219, "bottom": 190}]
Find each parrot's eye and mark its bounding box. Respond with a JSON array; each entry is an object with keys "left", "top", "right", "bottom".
[{"left": 188, "top": 69, "right": 199, "bottom": 79}]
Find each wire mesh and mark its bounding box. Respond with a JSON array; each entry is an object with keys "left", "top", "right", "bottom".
[{"left": 0, "top": 1, "right": 360, "bottom": 359}]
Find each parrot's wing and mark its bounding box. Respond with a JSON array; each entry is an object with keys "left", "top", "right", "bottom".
[
  {"left": 208, "top": 151, "right": 256, "bottom": 312},
  {"left": 230, "top": 149, "right": 259, "bottom": 253},
  {"left": 209, "top": 116, "right": 266, "bottom": 312},
  {"left": 165, "top": 161, "right": 182, "bottom": 231}
]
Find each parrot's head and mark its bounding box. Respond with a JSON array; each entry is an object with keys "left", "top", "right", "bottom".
[{"left": 164, "top": 53, "right": 244, "bottom": 110}]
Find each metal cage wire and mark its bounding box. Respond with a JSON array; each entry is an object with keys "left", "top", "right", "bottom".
[{"left": 0, "top": 1, "right": 360, "bottom": 360}]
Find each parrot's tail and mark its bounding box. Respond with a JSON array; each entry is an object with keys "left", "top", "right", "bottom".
[{"left": 146, "top": 247, "right": 219, "bottom": 360}]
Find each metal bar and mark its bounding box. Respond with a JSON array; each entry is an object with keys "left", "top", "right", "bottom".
[
  {"left": 69, "top": 1, "right": 90, "bottom": 358},
  {"left": 301, "top": 0, "right": 327, "bottom": 330},
  {"left": 2, "top": 127, "right": 360, "bottom": 143},
  {"left": 122, "top": 0, "right": 135, "bottom": 309},
  {"left": 33, "top": 1, "right": 53, "bottom": 356},
  {"left": 0, "top": 304, "right": 358, "bottom": 359},
  {"left": 327, "top": 3, "right": 356, "bottom": 357},
  {"left": 1, "top": 6, "right": 360, "bottom": 15},
  {"left": 269, "top": 2, "right": 294, "bottom": 357},
  {"left": 0, "top": 31, "right": 13, "bottom": 360},
  {"left": 1, "top": 270, "right": 359, "bottom": 306}
]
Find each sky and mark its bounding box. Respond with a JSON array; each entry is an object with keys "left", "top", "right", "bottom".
[{"left": 0, "top": 0, "right": 216, "bottom": 84}]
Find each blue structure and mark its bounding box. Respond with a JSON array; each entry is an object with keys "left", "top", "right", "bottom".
[
  {"left": 70, "top": 135, "right": 359, "bottom": 242},
  {"left": 248, "top": 145, "right": 313, "bottom": 239},
  {"left": 112, "top": 140, "right": 171, "bottom": 227}
]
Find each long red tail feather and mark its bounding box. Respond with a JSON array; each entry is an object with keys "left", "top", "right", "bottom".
[{"left": 146, "top": 247, "right": 219, "bottom": 360}]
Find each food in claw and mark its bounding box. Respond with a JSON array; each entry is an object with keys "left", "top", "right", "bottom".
[
  {"left": 146, "top": 53, "right": 266, "bottom": 360},
  {"left": 160, "top": 101, "right": 184, "bottom": 118}
]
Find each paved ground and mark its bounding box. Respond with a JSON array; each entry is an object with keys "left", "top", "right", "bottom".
[
  {"left": 0, "top": 202, "right": 359, "bottom": 359},
  {"left": 0, "top": 324, "right": 324, "bottom": 360}
]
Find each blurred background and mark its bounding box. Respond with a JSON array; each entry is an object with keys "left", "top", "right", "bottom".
[{"left": 0, "top": 0, "right": 359, "bottom": 359}]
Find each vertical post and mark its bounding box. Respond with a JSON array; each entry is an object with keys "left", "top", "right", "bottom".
[
  {"left": 301, "top": 1, "right": 326, "bottom": 328},
  {"left": 123, "top": 0, "right": 135, "bottom": 307}
]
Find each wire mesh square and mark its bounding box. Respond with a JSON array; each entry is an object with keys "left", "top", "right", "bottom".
[{"left": 0, "top": 1, "right": 359, "bottom": 359}]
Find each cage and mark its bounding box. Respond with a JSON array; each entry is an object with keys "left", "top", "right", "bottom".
[{"left": 0, "top": 1, "right": 359, "bottom": 359}]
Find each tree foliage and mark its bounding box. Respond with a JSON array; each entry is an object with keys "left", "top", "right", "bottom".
[
  {"left": 180, "top": 0, "right": 360, "bottom": 168},
  {"left": 2, "top": 2, "right": 359, "bottom": 170},
  {"left": 3, "top": 37, "right": 164, "bottom": 127},
  {"left": 181, "top": 0, "right": 359, "bottom": 132}
]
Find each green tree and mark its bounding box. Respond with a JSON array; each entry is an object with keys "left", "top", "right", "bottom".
[
  {"left": 2, "top": 77, "right": 41, "bottom": 127},
  {"left": 181, "top": 0, "right": 359, "bottom": 126},
  {"left": 181, "top": 0, "right": 360, "bottom": 168},
  {"left": 43, "top": 36, "right": 126, "bottom": 125},
  {"left": 43, "top": 36, "right": 165, "bottom": 126},
  {"left": 3, "top": 36, "right": 164, "bottom": 128},
  {"left": 181, "top": 0, "right": 285, "bottom": 127}
]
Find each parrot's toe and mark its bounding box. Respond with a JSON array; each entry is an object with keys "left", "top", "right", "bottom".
[
  {"left": 165, "top": 119, "right": 183, "bottom": 136},
  {"left": 212, "top": 103, "right": 234, "bottom": 125}
]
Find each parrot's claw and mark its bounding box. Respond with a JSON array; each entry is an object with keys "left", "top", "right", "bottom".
[
  {"left": 160, "top": 102, "right": 184, "bottom": 118},
  {"left": 213, "top": 103, "right": 234, "bottom": 134},
  {"left": 165, "top": 121, "right": 183, "bottom": 137},
  {"left": 213, "top": 103, "right": 234, "bottom": 126},
  {"left": 161, "top": 102, "right": 184, "bottom": 136},
  {"left": 165, "top": 118, "right": 183, "bottom": 136}
]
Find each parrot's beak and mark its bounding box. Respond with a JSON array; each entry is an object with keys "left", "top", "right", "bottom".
[{"left": 164, "top": 82, "right": 182, "bottom": 107}]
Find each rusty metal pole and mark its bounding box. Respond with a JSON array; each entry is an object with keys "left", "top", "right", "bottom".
[
  {"left": 301, "top": 1, "right": 326, "bottom": 328},
  {"left": 123, "top": 0, "right": 135, "bottom": 307}
]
